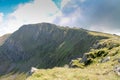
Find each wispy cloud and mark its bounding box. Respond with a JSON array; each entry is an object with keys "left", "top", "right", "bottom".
[{"left": 54, "top": 0, "right": 120, "bottom": 34}]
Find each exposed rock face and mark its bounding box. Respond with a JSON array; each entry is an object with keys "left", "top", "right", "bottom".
[
  {"left": 31, "top": 67, "right": 38, "bottom": 73},
  {"left": 100, "top": 56, "right": 110, "bottom": 63},
  {"left": 0, "top": 23, "right": 109, "bottom": 74},
  {"left": 80, "top": 53, "right": 89, "bottom": 63},
  {"left": 2, "top": 23, "right": 65, "bottom": 62}
]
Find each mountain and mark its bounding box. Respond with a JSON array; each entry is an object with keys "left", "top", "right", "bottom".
[{"left": 0, "top": 23, "right": 120, "bottom": 80}]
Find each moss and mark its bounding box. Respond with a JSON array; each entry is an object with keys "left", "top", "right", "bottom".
[{"left": 70, "top": 59, "right": 84, "bottom": 68}]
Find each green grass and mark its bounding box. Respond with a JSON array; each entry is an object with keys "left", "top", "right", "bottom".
[
  {"left": 0, "top": 23, "right": 120, "bottom": 80},
  {"left": 26, "top": 65, "right": 120, "bottom": 80},
  {"left": 26, "top": 34, "right": 120, "bottom": 80},
  {"left": 0, "top": 72, "right": 27, "bottom": 80}
]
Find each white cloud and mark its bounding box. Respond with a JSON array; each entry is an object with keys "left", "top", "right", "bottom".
[
  {"left": 0, "top": 0, "right": 69, "bottom": 36},
  {"left": 61, "top": 0, "right": 71, "bottom": 8},
  {"left": 89, "top": 25, "right": 120, "bottom": 35},
  {"left": 0, "top": 0, "right": 73, "bottom": 36},
  {"left": 2, "top": 0, "right": 119, "bottom": 36},
  {"left": 54, "top": 0, "right": 120, "bottom": 35},
  {"left": 54, "top": 8, "right": 83, "bottom": 27},
  {"left": 11, "top": 0, "right": 60, "bottom": 24},
  {"left": 0, "top": 13, "right": 3, "bottom": 24}
]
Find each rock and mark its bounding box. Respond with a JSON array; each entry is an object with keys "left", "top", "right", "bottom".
[
  {"left": 64, "top": 64, "right": 69, "bottom": 68},
  {"left": 69, "top": 59, "right": 83, "bottom": 68},
  {"left": 81, "top": 53, "right": 93, "bottom": 65},
  {"left": 69, "top": 60, "right": 77, "bottom": 68},
  {"left": 113, "top": 65, "right": 120, "bottom": 76},
  {"left": 80, "top": 53, "right": 89, "bottom": 63},
  {"left": 31, "top": 67, "right": 38, "bottom": 73},
  {"left": 100, "top": 56, "right": 110, "bottom": 63},
  {"left": 27, "top": 67, "right": 38, "bottom": 76},
  {"left": 93, "top": 43, "right": 100, "bottom": 49}
]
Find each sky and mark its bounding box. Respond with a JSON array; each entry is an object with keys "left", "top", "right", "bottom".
[{"left": 0, "top": 0, "right": 120, "bottom": 36}]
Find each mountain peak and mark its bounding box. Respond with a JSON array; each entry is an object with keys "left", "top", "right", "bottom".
[
  {"left": 0, "top": 23, "right": 120, "bottom": 80},
  {"left": 21, "top": 22, "right": 57, "bottom": 28}
]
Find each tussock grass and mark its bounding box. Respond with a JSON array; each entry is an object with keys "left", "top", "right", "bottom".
[{"left": 27, "top": 64, "right": 120, "bottom": 80}]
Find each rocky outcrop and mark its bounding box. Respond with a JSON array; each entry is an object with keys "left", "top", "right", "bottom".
[
  {"left": 27, "top": 67, "right": 39, "bottom": 76},
  {"left": 100, "top": 56, "right": 110, "bottom": 63},
  {"left": 80, "top": 53, "right": 89, "bottom": 63}
]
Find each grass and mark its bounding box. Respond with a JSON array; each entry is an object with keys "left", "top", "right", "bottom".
[
  {"left": 26, "top": 63, "right": 120, "bottom": 80},
  {"left": 27, "top": 48, "right": 120, "bottom": 80},
  {"left": 1, "top": 57, "right": 120, "bottom": 80},
  {"left": 0, "top": 72, "right": 27, "bottom": 80},
  {"left": 0, "top": 23, "right": 120, "bottom": 80}
]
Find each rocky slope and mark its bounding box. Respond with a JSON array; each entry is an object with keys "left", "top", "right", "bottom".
[{"left": 0, "top": 23, "right": 120, "bottom": 80}]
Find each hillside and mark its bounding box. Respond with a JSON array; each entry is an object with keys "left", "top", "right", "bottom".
[
  {"left": 0, "top": 23, "right": 120, "bottom": 80},
  {"left": 0, "top": 34, "right": 11, "bottom": 46},
  {"left": 26, "top": 66, "right": 119, "bottom": 80}
]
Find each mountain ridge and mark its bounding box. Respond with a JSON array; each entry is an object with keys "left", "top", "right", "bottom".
[{"left": 0, "top": 23, "right": 120, "bottom": 80}]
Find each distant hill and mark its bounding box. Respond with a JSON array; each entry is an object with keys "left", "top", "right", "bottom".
[
  {"left": 0, "top": 23, "right": 120, "bottom": 80},
  {"left": 0, "top": 34, "right": 11, "bottom": 46}
]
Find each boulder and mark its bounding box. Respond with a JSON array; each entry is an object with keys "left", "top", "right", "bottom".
[
  {"left": 100, "top": 56, "right": 110, "bottom": 63},
  {"left": 30, "top": 67, "right": 38, "bottom": 73},
  {"left": 80, "top": 53, "right": 89, "bottom": 63},
  {"left": 27, "top": 67, "right": 38, "bottom": 76}
]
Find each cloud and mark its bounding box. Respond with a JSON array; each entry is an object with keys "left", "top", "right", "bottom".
[
  {"left": 53, "top": 0, "right": 85, "bottom": 27},
  {"left": 53, "top": 7, "right": 83, "bottom": 27},
  {"left": 0, "top": 0, "right": 72, "bottom": 36},
  {"left": 55, "top": 0, "right": 120, "bottom": 35},
  {"left": 0, "top": 13, "right": 3, "bottom": 24},
  {"left": 0, "top": 0, "right": 120, "bottom": 36},
  {"left": 81, "top": 0, "right": 120, "bottom": 34},
  {"left": 52, "top": 0, "right": 71, "bottom": 9},
  {"left": 0, "top": 0, "right": 70, "bottom": 36},
  {"left": 10, "top": 0, "right": 60, "bottom": 23}
]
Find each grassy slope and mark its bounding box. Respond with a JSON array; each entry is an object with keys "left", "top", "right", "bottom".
[
  {"left": 0, "top": 23, "right": 108, "bottom": 72},
  {"left": 26, "top": 66, "right": 119, "bottom": 80},
  {"left": 0, "top": 23, "right": 120, "bottom": 80},
  {"left": 1, "top": 31, "right": 120, "bottom": 80},
  {"left": 26, "top": 31, "right": 120, "bottom": 80}
]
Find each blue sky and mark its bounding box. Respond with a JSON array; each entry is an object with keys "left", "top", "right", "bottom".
[
  {"left": 0, "top": 0, "right": 33, "bottom": 15},
  {"left": 52, "top": 0, "right": 62, "bottom": 9},
  {"left": 0, "top": 0, "right": 120, "bottom": 36}
]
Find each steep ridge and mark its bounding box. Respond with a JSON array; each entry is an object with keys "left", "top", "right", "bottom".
[{"left": 0, "top": 23, "right": 111, "bottom": 74}]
